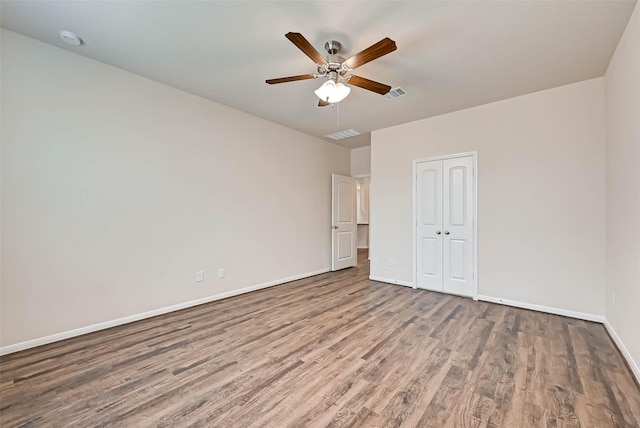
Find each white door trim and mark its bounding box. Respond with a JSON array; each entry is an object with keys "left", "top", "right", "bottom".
[{"left": 412, "top": 151, "right": 478, "bottom": 300}]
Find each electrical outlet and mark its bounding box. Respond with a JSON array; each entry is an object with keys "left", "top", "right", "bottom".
[
  {"left": 322, "top": 250, "right": 326, "bottom": 258},
  {"left": 196, "top": 271, "right": 204, "bottom": 282},
  {"left": 218, "top": 268, "right": 225, "bottom": 279}
]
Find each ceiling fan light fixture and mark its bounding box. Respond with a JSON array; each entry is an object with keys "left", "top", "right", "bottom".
[{"left": 314, "top": 80, "right": 351, "bottom": 104}]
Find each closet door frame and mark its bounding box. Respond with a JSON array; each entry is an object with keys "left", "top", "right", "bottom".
[{"left": 412, "top": 151, "right": 478, "bottom": 300}]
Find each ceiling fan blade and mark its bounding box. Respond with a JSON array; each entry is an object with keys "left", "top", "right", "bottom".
[
  {"left": 318, "top": 99, "right": 330, "bottom": 107},
  {"left": 348, "top": 75, "right": 392, "bottom": 95},
  {"left": 266, "top": 74, "right": 316, "bottom": 84},
  {"left": 345, "top": 37, "right": 397, "bottom": 70},
  {"left": 285, "top": 32, "right": 327, "bottom": 65}
]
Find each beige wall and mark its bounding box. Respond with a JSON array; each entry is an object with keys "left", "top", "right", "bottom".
[
  {"left": 351, "top": 146, "right": 371, "bottom": 177},
  {"left": 371, "top": 78, "right": 606, "bottom": 316},
  {"left": 0, "top": 30, "right": 350, "bottom": 349},
  {"left": 605, "top": 3, "right": 640, "bottom": 378}
]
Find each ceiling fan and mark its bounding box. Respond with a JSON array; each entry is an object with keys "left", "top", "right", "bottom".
[{"left": 266, "top": 32, "right": 397, "bottom": 106}]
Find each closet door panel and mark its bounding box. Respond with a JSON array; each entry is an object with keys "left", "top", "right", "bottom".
[
  {"left": 442, "top": 156, "right": 474, "bottom": 297},
  {"left": 416, "top": 161, "right": 443, "bottom": 291}
]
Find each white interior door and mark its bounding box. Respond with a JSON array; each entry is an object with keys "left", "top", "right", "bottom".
[
  {"left": 332, "top": 174, "right": 357, "bottom": 271},
  {"left": 416, "top": 155, "right": 475, "bottom": 297},
  {"left": 416, "top": 160, "right": 443, "bottom": 291},
  {"left": 442, "top": 157, "right": 474, "bottom": 296}
]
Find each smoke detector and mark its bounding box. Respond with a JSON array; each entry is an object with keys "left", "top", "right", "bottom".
[{"left": 59, "top": 30, "right": 83, "bottom": 46}]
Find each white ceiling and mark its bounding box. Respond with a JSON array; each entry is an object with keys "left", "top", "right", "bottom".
[{"left": 1, "top": 1, "right": 636, "bottom": 149}]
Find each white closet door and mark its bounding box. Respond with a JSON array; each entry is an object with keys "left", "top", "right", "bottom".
[
  {"left": 416, "top": 160, "right": 443, "bottom": 291},
  {"left": 442, "top": 157, "right": 474, "bottom": 297}
]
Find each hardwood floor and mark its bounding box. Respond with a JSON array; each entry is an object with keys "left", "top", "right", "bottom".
[{"left": 1, "top": 250, "right": 639, "bottom": 427}]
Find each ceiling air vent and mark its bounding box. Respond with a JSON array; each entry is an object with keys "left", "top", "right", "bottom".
[
  {"left": 384, "top": 87, "right": 408, "bottom": 100},
  {"left": 325, "top": 128, "right": 361, "bottom": 140}
]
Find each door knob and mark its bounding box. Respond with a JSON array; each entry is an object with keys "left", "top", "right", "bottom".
[
  {"left": 332, "top": 226, "right": 338, "bottom": 229},
  {"left": 444, "top": 231, "right": 450, "bottom": 235},
  {"left": 436, "top": 230, "right": 441, "bottom": 235}
]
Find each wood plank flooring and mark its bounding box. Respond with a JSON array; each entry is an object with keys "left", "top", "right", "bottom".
[{"left": 1, "top": 250, "right": 639, "bottom": 427}]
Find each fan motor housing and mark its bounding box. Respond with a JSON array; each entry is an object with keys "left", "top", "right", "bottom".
[
  {"left": 321, "top": 41, "right": 350, "bottom": 76},
  {"left": 328, "top": 55, "right": 346, "bottom": 69}
]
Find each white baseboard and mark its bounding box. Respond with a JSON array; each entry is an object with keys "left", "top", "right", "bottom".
[
  {"left": 369, "top": 275, "right": 414, "bottom": 288},
  {"left": 5, "top": 272, "right": 638, "bottom": 388},
  {"left": 477, "top": 295, "right": 605, "bottom": 323},
  {"left": 603, "top": 320, "right": 640, "bottom": 385},
  {"left": 0, "top": 267, "right": 331, "bottom": 356}
]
